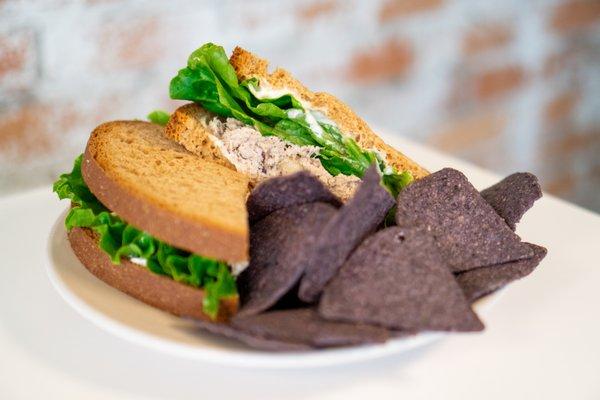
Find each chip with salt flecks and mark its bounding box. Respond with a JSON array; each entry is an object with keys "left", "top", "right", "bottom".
[
  {"left": 232, "top": 308, "right": 389, "bottom": 348},
  {"left": 191, "top": 319, "right": 311, "bottom": 351},
  {"left": 481, "top": 172, "right": 542, "bottom": 230},
  {"left": 456, "top": 243, "right": 547, "bottom": 302},
  {"left": 298, "top": 165, "right": 395, "bottom": 302},
  {"left": 395, "top": 168, "right": 533, "bottom": 272},
  {"left": 319, "top": 227, "right": 484, "bottom": 332},
  {"left": 236, "top": 202, "right": 337, "bottom": 317},
  {"left": 246, "top": 171, "right": 341, "bottom": 223}
]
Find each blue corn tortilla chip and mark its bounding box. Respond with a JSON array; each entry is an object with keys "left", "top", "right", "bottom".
[
  {"left": 191, "top": 319, "right": 311, "bottom": 351},
  {"left": 298, "top": 165, "right": 395, "bottom": 302},
  {"left": 319, "top": 227, "right": 484, "bottom": 332},
  {"left": 236, "top": 202, "right": 337, "bottom": 317},
  {"left": 395, "top": 168, "right": 533, "bottom": 272},
  {"left": 456, "top": 243, "right": 547, "bottom": 302},
  {"left": 232, "top": 308, "right": 389, "bottom": 348},
  {"left": 246, "top": 171, "right": 341, "bottom": 223},
  {"left": 481, "top": 172, "right": 542, "bottom": 230}
]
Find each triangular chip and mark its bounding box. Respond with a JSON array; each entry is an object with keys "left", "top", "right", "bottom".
[
  {"left": 481, "top": 172, "right": 542, "bottom": 230},
  {"left": 319, "top": 227, "right": 484, "bottom": 332},
  {"left": 456, "top": 243, "right": 547, "bottom": 302},
  {"left": 395, "top": 168, "right": 533, "bottom": 272},
  {"left": 192, "top": 319, "right": 310, "bottom": 351},
  {"left": 246, "top": 171, "right": 341, "bottom": 223},
  {"left": 232, "top": 308, "right": 388, "bottom": 348},
  {"left": 236, "top": 202, "right": 336, "bottom": 317},
  {"left": 298, "top": 165, "right": 395, "bottom": 302}
]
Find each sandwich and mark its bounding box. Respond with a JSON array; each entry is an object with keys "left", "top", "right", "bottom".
[
  {"left": 163, "top": 43, "right": 428, "bottom": 200},
  {"left": 54, "top": 121, "right": 250, "bottom": 321}
]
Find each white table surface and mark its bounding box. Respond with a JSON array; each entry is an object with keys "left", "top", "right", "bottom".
[{"left": 1, "top": 135, "right": 599, "bottom": 400}]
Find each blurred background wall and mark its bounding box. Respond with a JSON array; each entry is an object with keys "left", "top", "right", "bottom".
[{"left": 1, "top": 0, "right": 599, "bottom": 211}]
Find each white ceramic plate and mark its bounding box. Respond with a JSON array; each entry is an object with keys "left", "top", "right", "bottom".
[{"left": 46, "top": 209, "right": 497, "bottom": 368}]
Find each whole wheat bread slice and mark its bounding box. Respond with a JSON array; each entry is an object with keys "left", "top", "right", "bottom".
[
  {"left": 82, "top": 120, "right": 250, "bottom": 263},
  {"left": 165, "top": 46, "right": 428, "bottom": 181},
  {"left": 68, "top": 227, "right": 238, "bottom": 321}
]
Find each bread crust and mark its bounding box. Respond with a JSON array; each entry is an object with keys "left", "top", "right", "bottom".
[
  {"left": 164, "top": 103, "right": 235, "bottom": 170},
  {"left": 68, "top": 227, "right": 238, "bottom": 322},
  {"left": 82, "top": 121, "right": 249, "bottom": 263}
]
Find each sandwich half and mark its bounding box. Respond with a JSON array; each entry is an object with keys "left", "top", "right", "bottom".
[
  {"left": 165, "top": 43, "right": 428, "bottom": 200},
  {"left": 54, "top": 120, "right": 250, "bottom": 321}
]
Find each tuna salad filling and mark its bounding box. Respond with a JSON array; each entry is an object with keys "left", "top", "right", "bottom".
[{"left": 207, "top": 117, "right": 361, "bottom": 200}]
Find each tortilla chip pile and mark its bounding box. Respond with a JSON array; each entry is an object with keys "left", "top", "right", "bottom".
[{"left": 193, "top": 166, "right": 546, "bottom": 351}]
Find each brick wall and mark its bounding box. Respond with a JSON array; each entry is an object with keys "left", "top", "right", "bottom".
[{"left": 1, "top": 0, "right": 599, "bottom": 211}]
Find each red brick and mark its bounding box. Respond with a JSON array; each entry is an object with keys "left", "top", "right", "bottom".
[
  {"left": 346, "top": 38, "right": 413, "bottom": 83},
  {"left": 591, "top": 163, "right": 600, "bottom": 180},
  {"left": 474, "top": 66, "right": 525, "bottom": 100},
  {"left": 462, "top": 24, "right": 512, "bottom": 55},
  {"left": 297, "top": 0, "right": 338, "bottom": 21},
  {"left": 379, "top": 0, "right": 444, "bottom": 23},
  {"left": 541, "top": 128, "right": 599, "bottom": 158},
  {"left": 0, "top": 98, "right": 89, "bottom": 164},
  {"left": 544, "top": 171, "right": 576, "bottom": 196},
  {"left": 544, "top": 91, "right": 579, "bottom": 124},
  {"left": 550, "top": 0, "right": 600, "bottom": 32},
  {"left": 543, "top": 48, "right": 577, "bottom": 78},
  {"left": 0, "top": 103, "right": 56, "bottom": 161},
  {"left": 428, "top": 112, "right": 507, "bottom": 153},
  {"left": 0, "top": 29, "right": 37, "bottom": 86},
  {"left": 94, "top": 16, "right": 163, "bottom": 71}
]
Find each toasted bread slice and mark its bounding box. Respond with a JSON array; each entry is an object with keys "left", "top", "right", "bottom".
[
  {"left": 82, "top": 120, "right": 250, "bottom": 263},
  {"left": 68, "top": 227, "right": 238, "bottom": 321},
  {"left": 165, "top": 46, "right": 428, "bottom": 181}
]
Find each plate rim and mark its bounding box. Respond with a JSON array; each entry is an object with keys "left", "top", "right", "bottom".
[{"left": 45, "top": 208, "right": 496, "bottom": 369}]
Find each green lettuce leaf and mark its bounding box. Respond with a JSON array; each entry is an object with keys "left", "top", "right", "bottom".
[
  {"left": 147, "top": 110, "right": 170, "bottom": 126},
  {"left": 54, "top": 155, "right": 237, "bottom": 319},
  {"left": 169, "top": 43, "right": 413, "bottom": 196}
]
